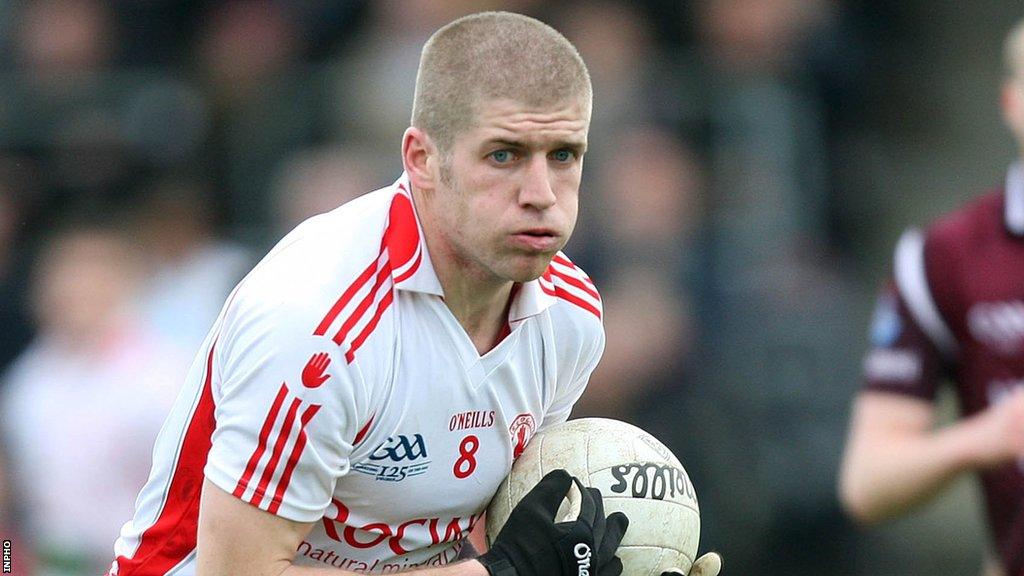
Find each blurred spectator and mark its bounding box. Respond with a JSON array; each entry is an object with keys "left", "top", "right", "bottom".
[
  {"left": 551, "top": 2, "right": 691, "bottom": 144},
  {"left": 0, "top": 157, "right": 39, "bottom": 373},
  {"left": 197, "top": 1, "right": 301, "bottom": 107},
  {"left": 649, "top": 1, "right": 870, "bottom": 574},
  {"left": 194, "top": 0, "right": 326, "bottom": 240},
  {"left": 271, "top": 144, "right": 387, "bottom": 237},
  {"left": 570, "top": 126, "right": 704, "bottom": 418},
  {"left": 130, "top": 176, "right": 252, "bottom": 356},
  {"left": 0, "top": 223, "right": 186, "bottom": 576},
  {"left": 1, "top": 0, "right": 165, "bottom": 220},
  {"left": 13, "top": 0, "right": 116, "bottom": 77},
  {"left": 0, "top": 158, "right": 38, "bottom": 575},
  {"left": 578, "top": 264, "right": 694, "bottom": 417},
  {"left": 696, "top": 0, "right": 833, "bottom": 73},
  {"left": 694, "top": 0, "right": 869, "bottom": 253},
  {"left": 587, "top": 126, "right": 705, "bottom": 271}
]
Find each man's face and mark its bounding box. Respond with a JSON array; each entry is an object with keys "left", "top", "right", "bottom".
[
  {"left": 1005, "top": 76, "right": 1024, "bottom": 147},
  {"left": 425, "top": 97, "right": 589, "bottom": 284}
]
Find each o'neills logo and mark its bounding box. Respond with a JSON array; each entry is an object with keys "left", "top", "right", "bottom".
[
  {"left": 448, "top": 410, "right": 495, "bottom": 431},
  {"left": 574, "top": 543, "right": 591, "bottom": 576},
  {"left": 509, "top": 413, "right": 536, "bottom": 459}
]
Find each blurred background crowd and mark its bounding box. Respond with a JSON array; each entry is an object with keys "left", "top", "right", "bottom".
[{"left": 0, "top": 0, "right": 1017, "bottom": 574}]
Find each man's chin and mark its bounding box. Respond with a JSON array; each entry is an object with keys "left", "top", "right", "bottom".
[{"left": 505, "top": 254, "right": 557, "bottom": 283}]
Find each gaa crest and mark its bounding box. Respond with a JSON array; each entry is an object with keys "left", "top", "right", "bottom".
[{"left": 509, "top": 413, "right": 536, "bottom": 460}]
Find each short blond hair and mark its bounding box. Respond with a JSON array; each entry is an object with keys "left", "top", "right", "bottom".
[
  {"left": 1006, "top": 19, "right": 1024, "bottom": 78},
  {"left": 411, "top": 11, "right": 592, "bottom": 152}
]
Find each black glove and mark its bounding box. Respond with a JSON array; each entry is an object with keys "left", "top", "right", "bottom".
[{"left": 480, "top": 469, "right": 629, "bottom": 576}]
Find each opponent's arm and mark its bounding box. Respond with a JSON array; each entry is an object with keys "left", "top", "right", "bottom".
[
  {"left": 839, "top": 388, "right": 1024, "bottom": 523},
  {"left": 196, "top": 478, "right": 488, "bottom": 576}
]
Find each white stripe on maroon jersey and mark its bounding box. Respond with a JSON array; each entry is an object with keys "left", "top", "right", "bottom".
[
  {"left": 1006, "top": 163, "right": 1024, "bottom": 236},
  {"left": 894, "top": 229, "right": 958, "bottom": 357}
]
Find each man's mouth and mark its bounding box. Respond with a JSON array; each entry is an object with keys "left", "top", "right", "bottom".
[{"left": 510, "top": 229, "right": 561, "bottom": 252}]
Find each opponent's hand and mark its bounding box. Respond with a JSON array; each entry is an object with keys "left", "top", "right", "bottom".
[
  {"left": 662, "top": 552, "right": 722, "bottom": 576},
  {"left": 969, "top": 386, "right": 1024, "bottom": 467},
  {"left": 479, "top": 469, "right": 629, "bottom": 576}
]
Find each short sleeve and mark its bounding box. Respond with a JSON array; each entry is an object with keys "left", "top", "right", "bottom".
[
  {"left": 540, "top": 328, "right": 606, "bottom": 430},
  {"left": 204, "top": 288, "right": 368, "bottom": 523},
  {"left": 861, "top": 282, "right": 945, "bottom": 401}
]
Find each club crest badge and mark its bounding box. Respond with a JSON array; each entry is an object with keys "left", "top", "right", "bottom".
[{"left": 509, "top": 413, "right": 536, "bottom": 460}]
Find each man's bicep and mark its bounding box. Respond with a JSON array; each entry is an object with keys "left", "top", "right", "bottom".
[{"left": 197, "top": 478, "right": 315, "bottom": 576}]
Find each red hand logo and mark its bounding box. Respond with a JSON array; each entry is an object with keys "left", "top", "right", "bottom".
[
  {"left": 302, "top": 352, "right": 332, "bottom": 388},
  {"left": 513, "top": 425, "right": 529, "bottom": 459}
]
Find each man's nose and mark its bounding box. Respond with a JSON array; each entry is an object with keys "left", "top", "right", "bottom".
[{"left": 518, "top": 155, "right": 557, "bottom": 210}]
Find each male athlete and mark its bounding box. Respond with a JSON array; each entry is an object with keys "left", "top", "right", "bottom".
[
  {"left": 107, "top": 12, "right": 720, "bottom": 576},
  {"left": 840, "top": 18, "right": 1024, "bottom": 576}
]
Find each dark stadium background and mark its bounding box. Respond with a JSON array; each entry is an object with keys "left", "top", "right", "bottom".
[{"left": 0, "top": 1, "right": 1017, "bottom": 575}]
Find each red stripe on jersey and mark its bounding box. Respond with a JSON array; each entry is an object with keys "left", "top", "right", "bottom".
[
  {"left": 233, "top": 383, "right": 289, "bottom": 498},
  {"left": 314, "top": 257, "right": 379, "bottom": 336},
  {"left": 540, "top": 272, "right": 556, "bottom": 296},
  {"left": 249, "top": 396, "right": 301, "bottom": 508},
  {"left": 317, "top": 190, "right": 418, "bottom": 338},
  {"left": 551, "top": 254, "right": 595, "bottom": 285},
  {"left": 267, "top": 403, "right": 321, "bottom": 514},
  {"left": 548, "top": 267, "right": 601, "bottom": 301},
  {"left": 353, "top": 414, "right": 376, "bottom": 446},
  {"left": 554, "top": 286, "right": 602, "bottom": 320},
  {"left": 385, "top": 194, "right": 421, "bottom": 269},
  {"left": 333, "top": 262, "right": 393, "bottom": 346},
  {"left": 393, "top": 247, "right": 422, "bottom": 284},
  {"left": 346, "top": 289, "right": 395, "bottom": 363},
  {"left": 113, "top": 341, "right": 218, "bottom": 575}
]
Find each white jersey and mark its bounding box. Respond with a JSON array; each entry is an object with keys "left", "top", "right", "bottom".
[{"left": 109, "top": 174, "right": 605, "bottom": 575}]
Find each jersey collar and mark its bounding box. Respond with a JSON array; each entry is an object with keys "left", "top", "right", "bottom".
[
  {"left": 388, "top": 174, "right": 444, "bottom": 296},
  {"left": 389, "top": 173, "right": 558, "bottom": 321},
  {"left": 1006, "top": 162, "right": 1024, "bottom": 236},
  {"left": 509, "top": 274, "right": 558, "bottom": 324}
]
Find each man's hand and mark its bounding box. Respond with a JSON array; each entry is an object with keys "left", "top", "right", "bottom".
[
  {"left": 479, "top": 469, "right": 628, "bottom": 576},
  {"left": 967, "top": 386, "right": 1024, "bottom": 468},
  {"left": 662, "top": 552, "right": 722, "bottom": 576}
]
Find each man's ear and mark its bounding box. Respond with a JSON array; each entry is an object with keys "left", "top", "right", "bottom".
[{"left": 403, "top": 127, "right": 438, "bottom": 192}]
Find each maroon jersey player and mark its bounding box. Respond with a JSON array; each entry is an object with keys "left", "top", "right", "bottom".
[{"left": 839, "top": 20, "right": 1024, "bottom": 576}]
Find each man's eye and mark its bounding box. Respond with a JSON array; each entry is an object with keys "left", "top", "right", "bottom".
[
  {"left": 552, "top": 149, "right": 575, "bottom": 162},
  {"left": 490, "top": 150, "right": 513, "bottom": 163}
]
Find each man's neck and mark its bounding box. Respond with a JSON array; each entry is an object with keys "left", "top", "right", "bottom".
[
  {"left": 411, "top": 186, "right": 514, "bottom": 354},
  {"left": 434, "top": 253, "right": 514, "bottom": 355}
]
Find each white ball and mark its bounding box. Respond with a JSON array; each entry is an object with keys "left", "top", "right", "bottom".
[{"left": 486, "top": 418, "right": 700, "bottom": 575}]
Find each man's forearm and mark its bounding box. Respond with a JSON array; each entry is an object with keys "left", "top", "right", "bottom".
[
  {"left": 280, "top": 559, "right": 488, "bottom": 576},
  {"left": 840, "top": 420, "right": 981, "bottom": 523}
]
